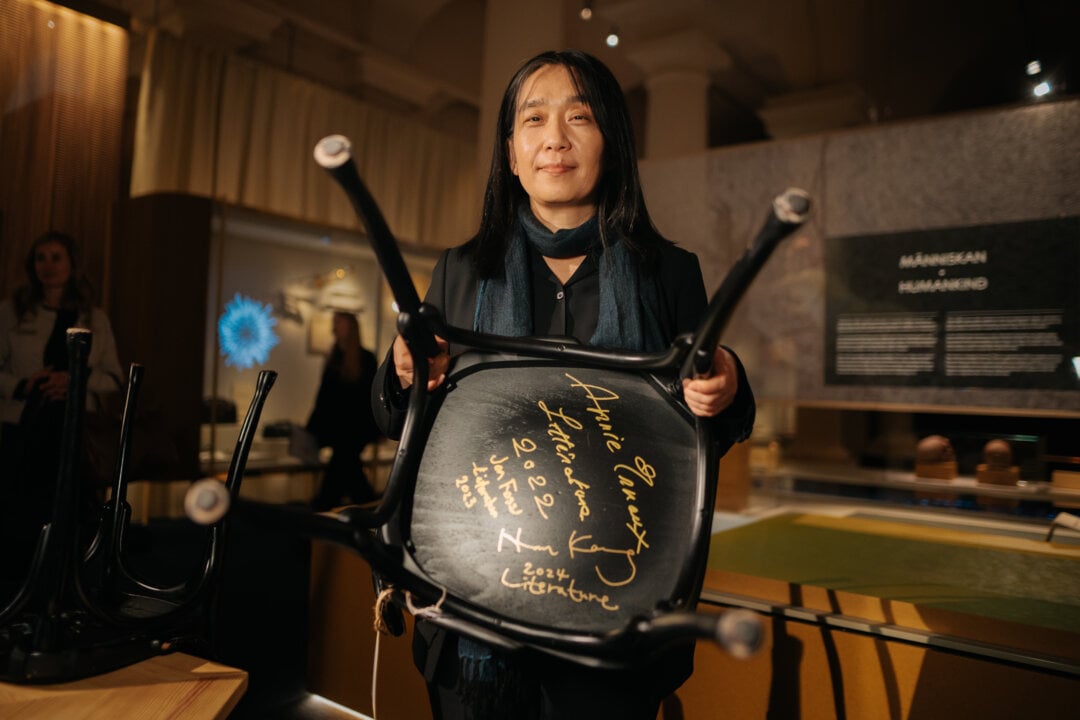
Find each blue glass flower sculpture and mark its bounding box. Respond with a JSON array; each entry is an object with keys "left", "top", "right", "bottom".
[{"left": 218, "top": 293, "right": 279, "bottom": 369}]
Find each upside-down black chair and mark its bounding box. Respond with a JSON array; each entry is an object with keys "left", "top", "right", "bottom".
[
  {"left": 0, "top": 327, "right": 277, "bottom": 683},
  {"left": 186, "top": 134, "right": 811, "bottom": 673}
]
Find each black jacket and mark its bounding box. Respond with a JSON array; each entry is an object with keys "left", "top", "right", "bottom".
[
  {"left": 373, "top": 241, "right": 755, "bottom": 446},
  {"left": 370, "top": 239, "right": 758, "bottom": 715}
]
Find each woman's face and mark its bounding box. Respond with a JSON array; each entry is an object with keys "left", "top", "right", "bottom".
[
  {"left": 33, "top": 240, "right": 72, "bottom": 292},
  {"left": 508, "top": 64, "right": 604, "bottom": 229},
  {"left": 332, "top": 313, "right": 355, "bottom": 345}
]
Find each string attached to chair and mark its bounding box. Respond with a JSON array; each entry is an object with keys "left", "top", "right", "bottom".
[
  {"left": 405, "top": 587, "right": 448, "bottom": 618},
  {"left": 373, "top": 586, "right": 396, "bottom": 635},
  {"left": 371, "top": 585, "right": 400, "bottom": 719},
  {"left": 370, "top": 586, "right": 448, "bottom": 719}
]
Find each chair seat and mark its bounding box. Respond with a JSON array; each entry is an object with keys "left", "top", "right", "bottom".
[{"left": 402, "top": 353, "right": 709, "bottom": 635}]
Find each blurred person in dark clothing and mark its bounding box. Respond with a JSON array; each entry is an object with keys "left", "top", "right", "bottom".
[{"left": 307, "top": 310, "right": 381, "bottom": 510}]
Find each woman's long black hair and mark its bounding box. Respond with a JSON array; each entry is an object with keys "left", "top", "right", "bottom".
[{"left": 465, "top": 49, "right": 671, "bottom": 278}]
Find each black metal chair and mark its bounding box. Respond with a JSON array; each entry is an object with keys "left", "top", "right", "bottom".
[
  {"left": 185, "top": 134, "right": 810, "bottom": 669},
  {"left": 0, "top": 328, "right": 277, "bottom": 683}
]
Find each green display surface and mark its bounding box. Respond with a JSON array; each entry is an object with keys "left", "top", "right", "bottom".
[{"left": 708, "top": 513, "right": 1080, "bottom": 634}]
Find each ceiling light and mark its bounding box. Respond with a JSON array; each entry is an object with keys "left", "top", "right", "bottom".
[
  {"left": 605, "top": 27, "right": 620, "bottom": 48},
  {"left": 1026, "top": 60, "right": 1042, "bottom": 76},
  {"left": 1033, "top": 81, "right": 1052, "bottom": 97},
  {"left": 580, "top": 1, "right": 593, "bottom": 21}
]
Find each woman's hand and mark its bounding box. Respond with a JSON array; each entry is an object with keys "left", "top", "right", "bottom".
[
  {"left": 39, "top": 369, "right": 70, "bottom": 402},
  {"left": 392, "top": 334, "right": 450, "bottom": 391},
  {"left": 681, "top": 346, "right": 738, "bottom": 418},
  {"left": 25, "top": 367, "right": 51, "bottom": 387}
]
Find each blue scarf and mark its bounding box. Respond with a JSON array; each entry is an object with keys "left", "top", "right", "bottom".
[{"left": 473, "top": 207, "right": 665, "bottom": 351}]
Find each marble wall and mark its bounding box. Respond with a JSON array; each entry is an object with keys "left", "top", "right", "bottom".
[{"left": 640, "top": 98, "right": 1080, "bottom": 423}]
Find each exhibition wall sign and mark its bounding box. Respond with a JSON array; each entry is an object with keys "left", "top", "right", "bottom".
[{"left": 825, "top": 216, "right": 1079, "bottom": 390}]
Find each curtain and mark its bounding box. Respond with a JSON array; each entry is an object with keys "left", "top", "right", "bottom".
[
  {"left": 132, "top": 30, "right": 479, "bottom": 249},
  {"left": 0, "top": 0, "right": 127, "bottom": 303}
]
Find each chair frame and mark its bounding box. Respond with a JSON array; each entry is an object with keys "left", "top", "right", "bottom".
[
  {"left": 183, "top": 134, "right": 809, "bottom": 669},
  {"left": 0, "top": 329, "right": 277, "bottom": 683}
]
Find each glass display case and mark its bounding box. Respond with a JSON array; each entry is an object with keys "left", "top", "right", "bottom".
[
  {"left": 200, "top": 206, "right": 435, "bottom": 482},
  {"left": 746, "top": 404, "right": 1080, "bottom": 525}
]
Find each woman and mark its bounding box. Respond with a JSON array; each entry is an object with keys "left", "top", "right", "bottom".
[
  {"left": 307, "top": 310, "right": 380, "bottom": 510},
  {"left": 372, "top": 50, "right": 755, "bottom": 719},
  {"left": 0, "top": 231, "right": 123, "bottom": 583}
]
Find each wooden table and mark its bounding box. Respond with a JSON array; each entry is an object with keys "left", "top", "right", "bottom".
[{"left": 0, "top": 652, "right": 247, "bottom": 719}]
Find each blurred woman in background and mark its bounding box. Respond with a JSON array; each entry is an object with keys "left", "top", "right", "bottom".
[
  {"left": 306, "top": 310, "right": 381, "bottom": 510},
  {"left": 0, "top": 231, "right": 123, "bottom": 590}
]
